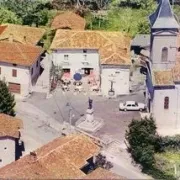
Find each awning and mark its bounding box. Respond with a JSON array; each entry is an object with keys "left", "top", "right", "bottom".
[{"left": 61, "top": 73, "right": 71, "bottom": 81}]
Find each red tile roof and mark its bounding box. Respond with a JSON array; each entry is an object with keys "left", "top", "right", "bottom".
[
  {"left": 50, "top": 30, "right": 131, "bottom": 65},
  {"left": 0, "top": 26, "right": 7, "bottom": 35},
  {"left": 0, "top": 41, "right": 43, "bottom": 66},
  {"left": 0, "top": 113, "right": 22, "bottom": 138},
  {"left": 51, "top": 11, "right": 86, "bottom": 30},
  {"left": 0, "top": 24, "right": 45, "bottom": 45},
  {"left": 0, "top": 134, "right": 100, "bottom": 179}
]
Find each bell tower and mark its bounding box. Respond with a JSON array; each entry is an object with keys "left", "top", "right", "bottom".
[{"left": 149, "top": 0, "right": 179, "bottom": 70}]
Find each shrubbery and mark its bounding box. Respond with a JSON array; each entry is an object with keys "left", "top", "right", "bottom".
[{"left": 126, "top": 116, "right": 176, "bottom": 179}]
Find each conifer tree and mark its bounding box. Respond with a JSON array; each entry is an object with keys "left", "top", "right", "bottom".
[{"left": 0, "top": 80, "right": 16, "bottom": 116}]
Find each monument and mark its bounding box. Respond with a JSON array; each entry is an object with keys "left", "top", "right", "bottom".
[{"left": 75, "top": 97, "right": 104, "bottom": 132}]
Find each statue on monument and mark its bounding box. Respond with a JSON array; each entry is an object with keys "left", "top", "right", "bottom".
[{"left": 88, "top": 98, "right": 93, "bottom": 109}]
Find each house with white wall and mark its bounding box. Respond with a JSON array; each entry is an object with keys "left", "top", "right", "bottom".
[
  {"left": 50, "top": 30, "right": 131, "bottom": 96},
  {"left": 0, "top": 113, "right": 23, "bottom": 168},
  {"left": 145, "top": 0, "right": 180, "bottom": 130},
  {"left": 0, "top": 41, "right": 43, "bottom": 97}
]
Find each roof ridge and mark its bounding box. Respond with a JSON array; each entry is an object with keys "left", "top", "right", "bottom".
[{"left": 36, "top": 135, "right": 78, "bottom": 161}]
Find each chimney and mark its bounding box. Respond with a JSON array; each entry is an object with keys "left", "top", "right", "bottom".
[{"left": 30, "top": 151, "right": 37, "bottom": 162}]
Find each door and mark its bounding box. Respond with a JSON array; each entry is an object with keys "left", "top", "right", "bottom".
[{"left": 8, "top": 83, "right": 21, "bottom": 94}]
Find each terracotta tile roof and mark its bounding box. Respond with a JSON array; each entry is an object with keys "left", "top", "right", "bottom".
[
  {"left": 0, "top": 24, "right": 45, "bottom": 45},
  {"left": 51, "top": 11, "right": 86, "bottom": 30},
  {"left": 0, "top": 113, "right": 22, "bottom": 138},
  {"left": 50, "top": 30, "right": 131, "bottom": 65},
  {"left": 0, "top": 41, "right": 43, "bottom": 66},
  {"left": 0, "top": 134, "right": 100, "bottom": 179},
  {"left": 153, "top": 70, "right": 174, "bottom": 86},
  {"left": 0, "top": 25, "right": 7, "bottom": 35},
  {"left": 83, "top": 167, "right": 126, "bottom": 179}
]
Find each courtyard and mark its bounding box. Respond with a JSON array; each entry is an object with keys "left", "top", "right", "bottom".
[{"left": 16, "top": 87, "right": 145, "bottom": 150}]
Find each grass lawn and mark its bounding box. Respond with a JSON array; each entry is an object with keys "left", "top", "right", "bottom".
[{"left": 155, "top": 151, "right": 180, "bottom": 178}]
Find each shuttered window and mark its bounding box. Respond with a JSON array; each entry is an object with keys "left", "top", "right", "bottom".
[
  {"left": 164, "top": 96, "right": 169, "bottom": 109},
  {"left": 12, "top": 69, "right": 17, "bottom": 77}
]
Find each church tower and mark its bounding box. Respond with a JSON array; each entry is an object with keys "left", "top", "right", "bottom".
[{"left": 149, "top": 0, "right": 180, "bottom": 70}]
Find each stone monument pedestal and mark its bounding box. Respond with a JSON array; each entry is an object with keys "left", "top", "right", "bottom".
[{"left": 76, "top": 108, "right": 104, "bottom": 133}]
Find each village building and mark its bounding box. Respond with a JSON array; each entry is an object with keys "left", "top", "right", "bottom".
[
  {"left": 0, "top": 24, "right": 45, "bottom": 45},
  {"left": 146, "top": 0, "right": 180, "bottom": 130},
  {"left": 50, "top": 30, "right": 131, "bottom": 97},
  {"left": 0, "top": 134, "right": 123, "bottom": 179},
  {"left": 51, "top": 11, "right": 86, "bottom": 30},
  {"left": 0, "top": 41, "right": 43, "bottom": 96},
  {"left": 0, "top": 114, "right": 23, "bottom": 168}
]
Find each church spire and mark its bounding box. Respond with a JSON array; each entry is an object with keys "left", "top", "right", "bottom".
[{"left": 149, "top": 0, "right": 179, "bottom": 29}]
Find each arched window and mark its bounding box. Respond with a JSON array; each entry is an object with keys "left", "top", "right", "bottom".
[
  {"left": 161, "top": 47, "right": 168, "bottom": 62},
  {"left": 164, "top": 96, "right": 169, "bottom": 109}
]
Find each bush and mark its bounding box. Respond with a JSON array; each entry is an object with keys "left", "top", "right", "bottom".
[
  {"left": 126, "top": 116, "right": 160, "bottom": 169},
  {"left": 160, "top": 135, "right": 180, "bottom": 151},
  {"left": 125, "top": 116, "right": 175, "bottom": 179}
]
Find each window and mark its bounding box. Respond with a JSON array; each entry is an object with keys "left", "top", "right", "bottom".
[
  {"left": 13, "top": 64, "right": 17, "bottom": 66},
  {"left": 84, "top": 54, "right": 87, "bottom": 61},
  {"left": 36, "top": 61, "right": 39, "bottom": 67},
  {"left": 4, "top": 147, "right": 7, "bottom": 150},
  {"left": 31, "top": 68, "right": 33, "bottom": 75},
  {"left": 83, "top": 49, "right": 87, "bottom": 53},
  {"left": 164, "top": 96, "right": 169, "bottom": 109},
  {"left": 161, "top": 47, "right": 168, "bottom": 62},
  {"left": 64, "top": 55, "right": 69, "bottom": 60},
  {"left": 127, "top": 104, "right": 131, "bottom": 107},
  {"left": 12, "top": 69, "right": 17, "bottom": 77}
]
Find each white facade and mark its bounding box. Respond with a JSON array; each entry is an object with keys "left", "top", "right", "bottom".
[
  {"left": 101, "top": 66, "right": 130, "bottom": 97},
  {"left": 0, "top": 137, "right": 16, "bottom": 168},
  {"left": 0, "top": 58, "right": 41, "bottom": 97},
  {"left": 151, "top": 88, "right": 177, "bottom": 128},
  {"left": 151, "top": 32, "right": 178, "bottom": 70},
  {"left": 52, "top": 49, "right": 100, "bottom": 78}
]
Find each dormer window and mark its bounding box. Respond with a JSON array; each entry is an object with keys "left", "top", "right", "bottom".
[{"left": 161, "top": 47, "right": 168, "bottom": 62}]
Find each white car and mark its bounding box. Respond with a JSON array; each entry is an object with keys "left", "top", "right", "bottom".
[{"left": 119, "top": 101, "right": 146, "bottom": 111}]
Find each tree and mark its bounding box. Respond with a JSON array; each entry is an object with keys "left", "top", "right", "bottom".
[
  {"left": 0, "top": 0, "right": 53, "bottom": 26},
  {"left": 0, "top": 7, "right": 22, "bottom": 24},
  {"left": 94, "top": 153, "right": 113, "bottom": 170},
  {"left": 0, "top": 81, "right": 16, "bottom": 116},
  {"left": 126, "top": 116, "right": 161, "bottom": 169},
  {"left": 137, "top": 19, "right": 150, "bottom": 34}
]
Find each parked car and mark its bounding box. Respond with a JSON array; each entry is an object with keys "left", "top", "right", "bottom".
[{"left": 119, "top": 101, "right": 146, "bottom": 111}]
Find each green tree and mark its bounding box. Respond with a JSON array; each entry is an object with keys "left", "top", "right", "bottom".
[
  {"left": 137, "top": 19, "right": 150, "bottom": 34},
  {"left": 0, "top": 7, "right": 22, "bottom": 24},
  {"left": 0, "top": 0, "right": 52, "bottom": 26},
  {"left": 126, "top": 116, "right": 160, "bottom": 169},
  {"left": 0, "top": 81, "right": 16, "bottom": 116}
]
